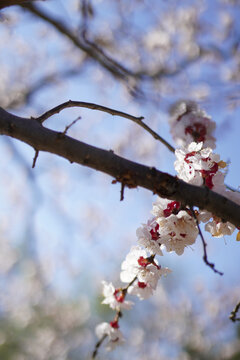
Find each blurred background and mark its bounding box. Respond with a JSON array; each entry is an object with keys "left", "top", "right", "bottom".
[{"left": 0, "top": 0, "right": 240, "bottom": 359}]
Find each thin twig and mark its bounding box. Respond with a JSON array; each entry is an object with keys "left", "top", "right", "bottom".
[
  {"left": 36, "top": 100, "right": 144, "bottom": 123},
  {"left": 92, "top": 334, "right": 107, "bottom": 359},
  {"left": 123, "top": 276, "right": 138, "bottom": 294},
  {"left": 229, "top": 301, "right": 240, "bottom": 322},
  {"left": 120, "top": 183, "right": 125, "bottom": 201},
  {"left": 36, "top": 100, "right": 175, "bottom": 152},
  {"left": 62, "top": 116, "right": 81, "bottom": 135},
  {"left": 190, "top": 208, "right": 223, "bottom": 276},
  {"left": 32, "top": 149, "right": 39, "bottom": 168}
]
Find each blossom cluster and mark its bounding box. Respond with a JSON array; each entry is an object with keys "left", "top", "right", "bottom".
[
  {"left": 169, "top": 101, "right": 216, "bottom": 149},
  {"left": 94, "top": 101, "right": 240, "bottom": 356},
  {"left": 171, "top": 101, "right": 240, "bottom": 238},
  {"left": 95, "top": 246, "right": 171, "bottom": 350}
]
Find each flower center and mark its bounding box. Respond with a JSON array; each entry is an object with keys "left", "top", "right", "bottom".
[
  {"left": 138, "top": 281, "right": 147, "bottom": 288},
  {"left": 185, "top": 122, "right": 207, "bottom": 142},
  {"left": 163, "top": 201, "right": 181, "bottom": 217},
  {"left": 114, "top": 289, "right": 124, "bottom": 303},
  {"left": 110, "top": 320, "right": 119, "bottom": 328},
  {"left": 150, "top": 223, "right": 160, "bottom": 240}
]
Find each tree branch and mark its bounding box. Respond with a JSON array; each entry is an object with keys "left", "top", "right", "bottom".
[
  {"left": 0, "top": 0, "right": 42, "bottom": 10},
  {"left": 37, "top": 100, "right": 145, "bottom": 124},
  {"left": 190, "top": 208, "right": 223, "bottom": 276},
  {"left": 0, "top": 106, "right": 240, "bottom": 228},
  {"left": 20, "top": 3, "right": 202, "bottom": 85},
  {"left": 92, "top": 334, "right": 107, "bottom": 359},
  {"left": 6, "top": 67, "right": 86, "bottom": 110},
  {"left": 36, "top": 100, "right": 175, "bottom": 152},
  {"left": 229, "top": 301, "right": 240, "bottom": 322},
  {"left": 21, "top": 3, "right": 133, "bottom": 80}
]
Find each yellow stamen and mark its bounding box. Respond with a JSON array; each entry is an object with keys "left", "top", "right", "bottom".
[
  {"left": 236, "top": 231, "right": 240, "bottom": 241},
  {"left": 218, "top": 160, "right": 227, "bottom": 168}
]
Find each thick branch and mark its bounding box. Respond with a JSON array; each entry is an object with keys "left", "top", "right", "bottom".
[
  {"left": 0, "top": 107, "right": 240, "bottom": 228},
  {"left": 0, "top": 0, "right": 41, "bottom": 10}
]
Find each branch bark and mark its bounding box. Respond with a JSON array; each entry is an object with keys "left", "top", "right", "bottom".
[
  {"left": 0, "top": 0, "right": 42, "bottom": 10},
  {"left": 0, "top": 106, "right": 239, "bottom": 228}
]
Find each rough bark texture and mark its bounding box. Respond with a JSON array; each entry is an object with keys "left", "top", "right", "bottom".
[{"left": 0, "top": 107, "right": 239, "bottom": 228}]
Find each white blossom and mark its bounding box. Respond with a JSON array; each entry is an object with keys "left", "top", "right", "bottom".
[
  {"left": 101, "top": 281, "right": 133, "bottom": 310},
  {"left": 95, "top": 322, "right": 125, "bottom": 351},
  {"left": 174, "top": 142, "right": 225, "bottom": 190},
  {"left": 127, "top": 281, "right": 155, "bottom": 300},
  {"left": 120, "top": 246, "right": 171, "bottom": 285},
  {"left": 157, "top": 211, "right": 198, "bottom": 255},
  {"left": 205, "top": 219, "right": 235, "bottom": 238},
  {"left": 120, "top": 246, "right": 149, "bottom": 283},
  {"left": 136, "top": 219, "right": 163, "bottom": 255},
  {"left": 151, "top": 197, "right": 198, "bottom": 255},
  {"left": 152, "top": 197, "right": 181, "bottom": 219},
  {"left": 169, "top": 101, "right": 216, "bottom": 148},
  {"left": 197, "top": 209, "right": 212, "bottom": 223},
  {"left": 199, "top": 189, "right": 239, "bottom": 235}
]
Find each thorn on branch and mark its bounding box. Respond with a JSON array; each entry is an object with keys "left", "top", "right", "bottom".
[
  {"left": 120, "top": 182, "right": 125, "bottom": 201},
  {"left": 112, "top": 171, "right": 138, "bottom": 201},
  {"left": 32, "top": 149, "right": 39, "bottom": 168},
  {"left": 229, "top": 301, "right": 240, "bottom": 322},
  {"left": 190, "top": 208, "right": 223, "bottom": 276}
]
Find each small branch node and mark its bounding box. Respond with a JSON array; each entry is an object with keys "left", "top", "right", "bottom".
[{"left": 112, "top": 171, "right": 138, "bottom": 201}]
